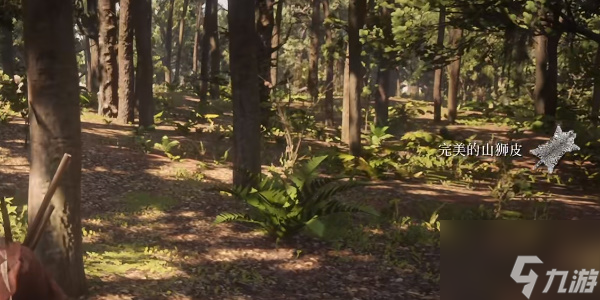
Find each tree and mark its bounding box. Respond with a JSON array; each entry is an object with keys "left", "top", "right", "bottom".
[
  {"left": 82, "top": 0, "right": 101, "bottom": 95},
  {"left": 0, "top": 11, "right": 15, "bottom": 76},
  {"left": 432, "top": 5, "right": 445, "bottom": 123},
  {"left": 23, "top": 0, "right": 86, "bottom": 295},
  {"left": 135, "top": 0, "right": 154, "bottom": 127},
  {"left": 209, "top": 6, "right": 220, "bottom": 100},
  {"left": 447, "top": 27, "right": 463, "bottom": 124},
  {"left": 347, "top": 0, "right": 366, "bottom": 156},
  {"left": 373, "top": 2, "right": 394, "bottom": 127},
  {"left": 200, "top": 0, "right": 218, "bottom": 101},
  {"left": 592, "top": 43, "right": 600, "bottom": 122},
  {"left": 322, "top": 0, "right": 335, "bottom": 125},
  {"left": 257, "top": 0, "right": 274, "bottom": 125},
  {"left": 118, "top": 0, "right": 135, "bottom": 124},
  {"left": 164, "top": 0, "right": 176, "bottom": 84},
  {"left": 229, "top": 0, "right": 261, "bottom": 186},
  {"left": 270, "top": 0, "right": 284, "bottom": 85},
  {"left": 98, "top": 0, "right": 118, "bottom": 117},
  {"left": 192, "top": 0, "right": 205, "bottom": 73},
  {"left": 174, "top": 0, "right": 191, "bottom": 83},
  {"left": 308, "top": 0, "right": 321, "bottom": 104},
  {"left": 342, "top": 44, "right": 350, "bottom": 143}
]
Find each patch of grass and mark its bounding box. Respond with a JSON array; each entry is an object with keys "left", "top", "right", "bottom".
[
  {"left": 84, "top": 243, "right": 178, "bottom": 279},
  {"left": 122, "top": 192, "right": 178, "bottom": 213}
]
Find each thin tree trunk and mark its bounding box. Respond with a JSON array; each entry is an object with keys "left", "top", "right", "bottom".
[
  {"left": 118, "top": 0, "right": 135, "bottom": 124},
  {"left": 323, "top": 0, "right": 334, "bottom": 125},
  {"left": 135, "top": 0, "right": 154, "bottom": 127},
  {"left": 209, "top": 9, "right": 220, "bottom": 100},
  {"left": 23, "top": 0, "right": 86, "bottom": 295},
  {"left": 432, "top": 5, "right": 445, "bottom": 122},
  {"left": 0, "top": 23, "right": 14, "bottom": 76},
  {"left": 89, "top": 38, "right": 101, "bottom": 94},
  {"left": 592, "top": 43, "right": 600, "bottom": 122},
  {"left": 533, "top": 34, "right": 547, "bottom": 115},
  {"left": 83, "top": 36, "right": 92, "bottom": 89},
  {"left": 257, "top": 0, "right": 274, "bottom": 126},
  {"left": 347, "top": 0, "right": 366, "bottom": 156},
  {"left": 271, "top": 0, "right": 284, "bottom": 85},
  {"left": 164, "top": 0, "right": 176, "bottom": 84},
  {"left": 342, "top": 44, "right": 350, "bottom": 143},
  {"left": 375, "top": 68, "right": 390, "bottom": 127},
  {"left": 308, "top": 0, "right": 321, "bottom": 104},
  {"left": 447, "top": 27, "right": 463, "bottom": 124},
  {"left": 174, "top": 0, "right": 190, "bottom": 84},
  {"left": 533, "top": 32, "right": 561, "bottom": 117},
  {"left": 192, "top": 0, "right": 205, "bottom": 73},
  {"left": 229, "top": 0, "right": 261, "bottom": 186},
  {"left": 200, "top": 0, "right": 217, "bottom": 101},
  {"left": 98, "top": 0, "right": 118, "bottom": 117}
]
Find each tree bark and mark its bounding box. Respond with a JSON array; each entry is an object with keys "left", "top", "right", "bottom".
[
  {"left": 118, "top": 0, "right": 135, "bottom": 124},
  {"left": 533, "top": 32, "right": 561, "bottom": 117},
  {"left": 308, "top": 0, "right": 321, "bottom": 104},
  {"left": 200, "top": 0, "right": 218, "bottom": 101},
  {"left": 88, "top": 38, "right": 101, "bottom": 94},
  {"left": 23, "top": 0, "right": 86, "bottom": 295},
  {"left": 271, "top": 0, "right": 284, "bottom": 85},
  {"left": 373, "top": 4, "right": 392, "bottom": 127},
  {"left": 432, "top": 5, "right": 445, "bottom": 122},
  {"left": 257, "top": 0, "right": 274, "bottom": 126},
  {"left": 174, "top": 0, "right": 190, "bottom": 84},
  {"left": 342, "top": 44, "right": 350, "bottom": 143},
  {"left": 209, "top": 8, "right": 220, "bottom": 100},
  {"left": 192, "top": 0, "right": 205, "bottom": 73},
  {"left": 135, "top": 0, "right": 154, "bottom": 127},
  {"left": 98, "top": 0, "right": 118, "bottom": 117},
  {"left": 322, "top": 0, "right": 334, "bottom": 126},
  {"left": 0, "top": 23, "right": 14, "bottom": 76},
  {"left": 164, "top": 0, "right": 176, "bottom": 84},
  {"left": 447, "top": 27, "right": 463, "bottom": 124},
  {"left": 229, "top": 0, "right": 262, "bottom": 186},
  {"left": 592, "top": 43, "right": 600, "bottom": 123},
  {"left": 347, "top": 0, "right": 366, "bottom": 156}
]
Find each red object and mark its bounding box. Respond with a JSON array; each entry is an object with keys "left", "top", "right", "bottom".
[{"left": 0, "top": 242, "right": 67, "bottom": 300}]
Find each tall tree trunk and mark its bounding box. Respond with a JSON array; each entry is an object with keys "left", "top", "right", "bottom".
[
  {"left": 98, "top": 0, "right": 118, "bottom": 117},
  {"left": 0, "top": 23, "right": 14, "bottom": 76},
  {"left": 374, "top": 68, "right": 390, "bottom": 127},
  {"left": 322, "top": 0, "right": 334, "bottom": 125},
  {"left": 89, "top": 38, "right": 101, "bottom": 94},
  {"left": 347, "top": 0, "right": 366, "bottom": 156},
  {"left": 229, "top": 0, "right": 261, "bottom": 186},
  {"left": 192, "top": 0, "right": 205, "bottom": 73},
  {"left": 533, "top": 31, "right": 561, "bottom": 117},
  {"left": 209, "top": 10, "right": 220, "bottom": 100},
  {"left": 200, "top": 0, "right": 217, "bottom": 101},
  {"left": 135, "top": 0, "right": 154, "bottom": 127},
  {"left": 257, "top": 0, "right": 274, "bottom": 126},
  {"left": 118, "top": 0, "right": 135, "bottom": 124},
  {"left": 271, "top": 0, "right": 284, "bottom": 85},
  {"left": 23, "top": 0, "right": 86, "bottom": 295},
  {"left": 308, "top": 0, "right": 321, "bottom": 104},
  {"left": 342, "top": 44, "right": 350, "bottom": 143},
  {"left": 432, "top": 5, "right": 445, "bottom": 122},
  {"left": 447, "top": 27, "right": 463, "bottom": 124},
  {"left": 174, "top": 0, "right": 190, "bottom": 84},
  {"left": 592, "top": 43, "right": 600, "bottom": 123},
  {"left": 373, "top": 4, "right": 392, "bottom": 127},
  {"left": 164, "top": 0, "right": 176, "bottom": 84}
]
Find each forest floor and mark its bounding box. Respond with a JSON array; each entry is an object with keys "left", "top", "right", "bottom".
[{"left": 0, "top": 94, "right": 599, "bottom": 299}]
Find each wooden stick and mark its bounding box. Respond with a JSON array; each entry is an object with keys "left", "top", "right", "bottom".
[
  {"left": 0, "top": 197, "right": 12, "bottom": 245},
  {"left": 30, "top": 205, "right": 54, "bottom": 251},
  {"left": 23, "top": 153, "right": 71, "bottom": 247}
]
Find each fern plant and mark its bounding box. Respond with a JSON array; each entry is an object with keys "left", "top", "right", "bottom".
[
  {"left": 215, "top": 155, "right": 379, "bottom": 239},
  {"left": 154, "top": 135, "right": 181, "bottom": 161}
]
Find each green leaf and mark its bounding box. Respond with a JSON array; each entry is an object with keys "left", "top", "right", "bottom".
[{"left": 305, "top": 218, "right": 326, "bottom": 237}]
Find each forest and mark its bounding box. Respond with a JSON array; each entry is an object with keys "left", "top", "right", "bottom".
[{"left": 0, "top": 0, "right": 599, "bottom": 299}]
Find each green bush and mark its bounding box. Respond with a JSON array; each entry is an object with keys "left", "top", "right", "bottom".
[{"left": 215, "top": 155, "right": 379, "bottom": 240}]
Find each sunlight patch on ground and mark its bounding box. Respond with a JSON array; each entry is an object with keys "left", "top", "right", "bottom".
[
  {"left": 203, "top": 247, "right": 294, "bottom": 262},
  {"left": 276, "top": 257, "right": 321, "bottom": 271},
  {"left": 85, "top": 244, "right": 182, "bottom": 281}
]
